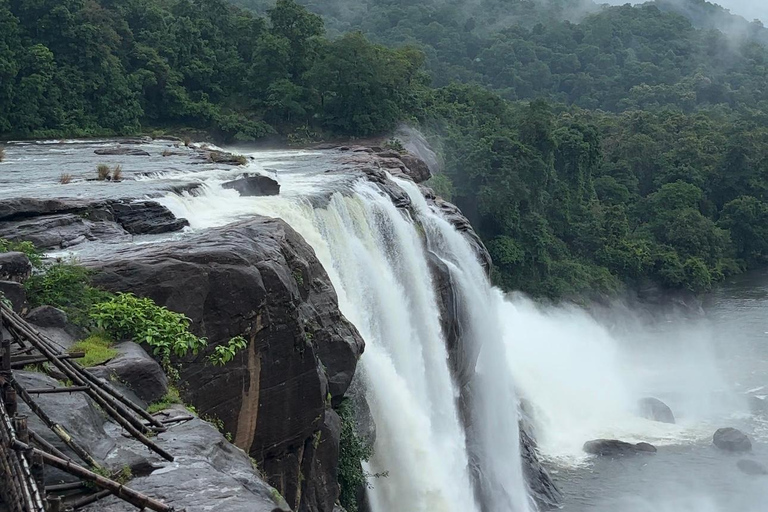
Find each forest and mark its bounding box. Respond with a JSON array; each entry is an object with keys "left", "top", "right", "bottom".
[{"left": 3, "top": 0, "right": 768, "bottom": 297}]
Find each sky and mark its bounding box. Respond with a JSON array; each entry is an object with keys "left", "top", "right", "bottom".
[{"left": 604, "top": 1, "right": 768, "bottom": 24}]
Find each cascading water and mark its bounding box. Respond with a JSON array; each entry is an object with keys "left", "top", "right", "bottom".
[{"left": 158, "top": 159, "right": 531, "bottom": 512}]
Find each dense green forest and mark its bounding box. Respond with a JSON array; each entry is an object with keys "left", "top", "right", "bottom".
[{"left": 4, "top": 0, "right": 768, "bottom": 297}]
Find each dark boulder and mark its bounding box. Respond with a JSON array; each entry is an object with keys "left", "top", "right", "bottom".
[
  {"left": 0, "top": 280, "right": 26, "bottom": 313},
  {"left": 583, "top": 439, "right": 657, "bottom": 457},
  {"left": 737, "top": 459, "right": 768, "bottom": 475},
  {"left": 0, "top": 252, "right": 32, "bottom": 282},
  {"left": 26, "top": 306, "right": 68, "bottom": 328},
  {"left": 0, "top": 213, "right": 128, "bottom": 250},
  {"left": 713, "top": 427, "right": 752, "bottom": 452},
  {"left": 222, "top": 175, "right": 281, "bottom": 197},
  {"left": 639, "top": 397, "right": 675, "bottom": 424},
  {"left": 87, "top": 216, "right": 364, "bottom": 512},
  {"left": 89, "top": 342, "right": 169, "bottom": 403},
  {"left": 94, "top": 146, "right": 150, "bottom": 156},
  {"left": 0, "top": 198, "right": 92, "bottom": 221},
  {"left": 399, "top": 154, "right": 432, "bottom": 183},
  {"left": 108, "top": 201, "right": 189, "bottom": 235}
]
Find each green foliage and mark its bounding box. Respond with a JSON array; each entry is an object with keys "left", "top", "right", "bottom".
[
  {"left": 207, "top": 336, "right": 248, "bottom": 366},
  {"left": 0, "top": 238, "right": 42, "bottom": 267},
  {"left": 337, "top": 399, "right": 372, "bottom": 512},
  {"left": 24, "top": 262, "right": 111, "bottom": 325},
  {"left": 90, "top": 293, "right": 207, "bottom": 374},
  {"left": 69, "top": 333, "right": 118, "bottom": 367},
  {"left": 384, "top": 138, "right": 405, "bottom": 153}
]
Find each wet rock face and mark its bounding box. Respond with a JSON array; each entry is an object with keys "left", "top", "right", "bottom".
[
  {"left": 88, "top": 217, "right": 364, "bottom": 512},
  {"left": 89, "top": 341, "right": 169, "bottom": 404},
  {"left": 713, "top": 427, "right": 752, "bottom": 452},
  {"left": 519, "top": 420, "right": 563, "bottom": 509},
  {"left": 638, "top": 397, "right": 676, "bottom": 424},
  {"left": 583, "top": 439, "right": 657, "bottom": 457},
  {"left": 0, "top": 198, "right": 188, "bottom": 249}
]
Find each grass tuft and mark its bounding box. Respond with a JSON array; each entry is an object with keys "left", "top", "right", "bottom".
[
  {"left": 96, "top": 164, "right": 111, "bottom": 181},
  {"left": 0, "top": 147, "right": 5, "bottom": 162},
  {"left": 59, "top": 173, "right": 73, "bottom": 184},
  {"left": 111, "top": 165, "right": 122, "bottom": 181},
  {"left": 69, "top": 333, "right": 117, "bottom": 367}
]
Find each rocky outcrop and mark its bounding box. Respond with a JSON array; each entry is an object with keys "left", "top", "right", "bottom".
[
  {"left": 737, "top": 459, "right": 767, "bottom": 475},
  {"left": 108, "top": 201, "right": 189, "bottom": 234},
  {"left": 223, "top": 175, "right": 281, "bottom": 197},
  {"left": 398, "top": 154, "right": 431, "bottom": 183},
  {"left": 0, "top": 199, "right": 188, "bottom": 249},
  {"left": 0, "top": 252, "right": 32, "bottom": 282},
  {"left": 87, "top": 217, "right": 364, "bottom": 512},
  {"left": 94, "top": 146, "right": 150, "bottom": 156},
  {"left": 583, "top": 439, "right": 657, "bottom": 456},
  {"left": 519, "top": 419, "right": 562, "bottom": 509},
  {"left": 638, "top": 397, "right": 675, "bottom": 424},
  {"left": 89, "top": 341, "right": 169, "bottom": 403},
  {"left": 713, "top": 427, "right": 752, "bottom": 452},
  {"left": 0, "top": 280, "right": 26, "bottom": 313},
  {"left": 749, "top": 395, "right": 768, "bottom": 416},
  {"left": 25, "top": 306, "right": 67, "bottom": 328}
]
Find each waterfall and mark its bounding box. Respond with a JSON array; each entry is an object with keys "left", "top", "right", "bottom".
[{"left": 159, "top": 162, "right": 531, "bottom": 512}]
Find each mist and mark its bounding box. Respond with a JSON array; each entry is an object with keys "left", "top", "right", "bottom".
[{"left": 604, "top": 0, "right": 768, "bottom": 24}]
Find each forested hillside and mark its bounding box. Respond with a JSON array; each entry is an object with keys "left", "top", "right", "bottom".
[{"left": 4, "top": 0, "right": 768, "bottom": 297}]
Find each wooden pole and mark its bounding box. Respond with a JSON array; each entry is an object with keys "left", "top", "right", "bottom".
[
  {"left": 12, "top": 381, "right": 102, "bottom": 470},
  {"left": 12, "top": 440, "right": 175, "bottom": 512},
  {"left": 29, "top": 428, "right": 75, "bottom": 464}
]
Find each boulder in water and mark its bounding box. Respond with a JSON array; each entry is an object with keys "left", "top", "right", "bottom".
[
  {"left": 639, "top": 397, "right": 675, "bottom": 424},
  {"left": 749, "top": 396, "right": 768, "bottom": 416},
  {"left": 222, "top": 175, "right": 280, "bottom": 197},
  {"left": 94, "top": 146, "right": 150, "bottom": 156},
  {"left": 108, "top": 201, "right": 189, "bottom": 235},
  {"left": 713, "top": 427, "right": 752, "bottom": 452},
  {"left": 737, "top": 459, "right": 768, "bottom": 475},
  {"left": 583, "top": 439, "right": 657, "bottom": 457}
]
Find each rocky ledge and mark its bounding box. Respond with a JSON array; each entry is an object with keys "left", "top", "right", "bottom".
[
  {"left": 85, "top": 216, "right": 365, "bottom": 512},
  {"left": 0, "top": 198, "right": 188, "bottom": 250}
]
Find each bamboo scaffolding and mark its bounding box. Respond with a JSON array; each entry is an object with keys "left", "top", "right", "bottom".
[{"left": 11, "top": 440, "right": 174, "bottom": 512}]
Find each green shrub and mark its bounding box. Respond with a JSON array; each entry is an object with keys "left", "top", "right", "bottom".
[
  {"left": 24, "top": 262, "right": 111, "bottom": 325},
  {"left": 207, "top": 336, "right": 247, "bottom": 366},
  {"left": 69, "top": 334, "right": 118, "bottom": 367},
  {"left": 383, "top": 138, "right": 405, "bottom": 153},
  {"left": 0, "top": 238, "right": 42, "bottom": 267},
  {"left": 90, "top": 293, "right": 207, "bottom": 375},
  {"left": 337, "top": 399, "right": 374, "bottom": 512}
]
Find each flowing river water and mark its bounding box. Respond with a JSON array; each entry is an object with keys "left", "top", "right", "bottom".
[{"left": 1, "top": 140, "right": 767, "bottom": 511}]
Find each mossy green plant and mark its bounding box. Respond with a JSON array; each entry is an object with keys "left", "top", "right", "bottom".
[
  {"left": 69, "top": 334, "right": 117, "bottom": 367},
  {"left": 147, "top": 386, "right": 183, "bottom": 414}
]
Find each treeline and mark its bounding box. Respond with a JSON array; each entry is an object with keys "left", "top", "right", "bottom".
[{"left": 0, "top": 0, "right": 423, "bottom": 139}]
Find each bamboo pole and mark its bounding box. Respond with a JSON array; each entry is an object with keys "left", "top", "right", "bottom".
[
  {"left": 12, "top": 381, "right": 102, "bottom": 470},
  {"left": 4, "top": 310, "right": 165, "bottom": 433},
  {"left": 12, "top": 440, "right": 175, "bottom": 512},
  {"left": 26, "top": 386, "right": 90, "bottom": 394},
  {"left": 4, "top": 327, "right": 173, "bottom": 462},
  {"left": 0, "top": 399, "right": 46, "bottom": 512},
  {"left": 29, "top": 428, "right": 75, "bottom": 464}
]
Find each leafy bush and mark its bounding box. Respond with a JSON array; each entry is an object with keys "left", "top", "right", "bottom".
[
  {"left": 0, "top": 238, "right": 42, "bottom": 267},
  {"left": 208, "top": 336, "right": 248, "bottom": 366},
  {"left": 383, "top": 138, "right": 405, "bottom": 153},
  {"left": 90, "top": 293, "right": 207, "bottom": 375},
  {"left": 337, "top": 399, "right": 374, "bottom": 512},
  {"left": 25, "top": 262, "right": 111, "bottom": 325},
  {"left": 69, "top": 333, "right": 118, "bottom": 367}
]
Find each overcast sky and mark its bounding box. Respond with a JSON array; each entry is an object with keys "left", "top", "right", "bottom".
[{"left": 604, "top": 1, "right": 768, "bottom": 24}]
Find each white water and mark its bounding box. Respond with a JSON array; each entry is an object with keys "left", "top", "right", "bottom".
[
  {"left": 497, "top": 295, "right": 750, "bottom": 466},
  {"left": 160, "top": 165, "right": 531, "bottom": 512}
]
